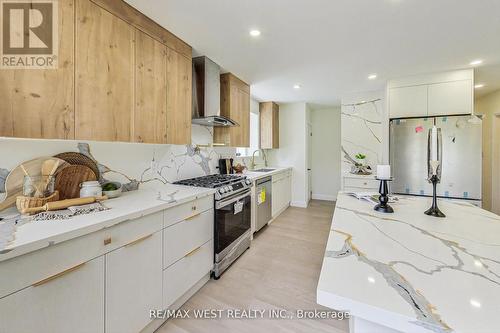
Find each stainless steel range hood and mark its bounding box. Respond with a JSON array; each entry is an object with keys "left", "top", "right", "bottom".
[{"left": 191, "top": 56, "right": 238, "bottom": 127}]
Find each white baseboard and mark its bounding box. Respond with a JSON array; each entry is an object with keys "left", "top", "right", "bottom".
[
  {"left": 312, "top": 193, "right": 337, "bottom": 201},
  {"left": 291, "top": 201, "right": 308, "bottom": 208}
]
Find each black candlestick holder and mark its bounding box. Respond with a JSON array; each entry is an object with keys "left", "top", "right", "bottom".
[
  {"left": 374, "top": 178, "right": 394, "bottom": 213},
  {"left": 424, "top": 174, "right": 446, "bottom": 218}
]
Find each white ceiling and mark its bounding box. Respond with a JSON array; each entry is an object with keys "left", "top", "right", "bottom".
[{"left": 125, "top": 0, "right": 500, "bottom": 106}]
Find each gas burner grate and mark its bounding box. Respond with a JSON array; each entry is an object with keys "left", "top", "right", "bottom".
[{"left": 174, "top": 174, "right": 246, "bottom": 188}]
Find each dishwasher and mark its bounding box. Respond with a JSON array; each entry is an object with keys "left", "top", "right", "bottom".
[{"left": 255, "top": 176, "right": 272, "bottom": 232}]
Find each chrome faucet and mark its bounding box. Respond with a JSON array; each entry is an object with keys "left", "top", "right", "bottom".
[{"left": 250, "top": 149, "right": 268, "bottom": 170}]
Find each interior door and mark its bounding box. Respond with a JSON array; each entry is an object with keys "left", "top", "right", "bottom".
[
  {"left": 307, "top": 123, "right": 313, "bottom": 204},
  {"left": 493, "top": 114, "right": 500, "bottom": 214}
]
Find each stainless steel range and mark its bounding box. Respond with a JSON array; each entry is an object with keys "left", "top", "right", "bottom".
[{"left": 174, "top": 174, "right": 252, "bottom": 279}]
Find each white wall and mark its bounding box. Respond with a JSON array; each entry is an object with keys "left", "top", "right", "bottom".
[
  {"left": 236, "top": 98, "right": 260, "bottom": 157},
  {"left": 268, "top": 102, "right": 309, "bottom": 207},
  {"left": 311, "top": 107, "right": 341, "bottom": 201}
]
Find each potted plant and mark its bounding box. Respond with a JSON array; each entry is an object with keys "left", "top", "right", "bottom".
[{"left": 355, "top": 153, "right": 366, "bottom": 166}]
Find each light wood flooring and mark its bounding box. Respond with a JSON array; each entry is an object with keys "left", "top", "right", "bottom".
[{"left": 157, "top": 200, "right": 349, "bottom": 333}]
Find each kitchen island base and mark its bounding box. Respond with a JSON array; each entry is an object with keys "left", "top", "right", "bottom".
[{"left": 350, "top": 317, "right": 402, "bottom": 333}]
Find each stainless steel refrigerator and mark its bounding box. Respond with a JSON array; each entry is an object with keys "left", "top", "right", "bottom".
[{"left": 390, "top": 115, "right": 482, "bottom": 204}]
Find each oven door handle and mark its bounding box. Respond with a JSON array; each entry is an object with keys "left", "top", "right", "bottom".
[{"left": 216, "top": 191, "right": 251, "bottom": 209}]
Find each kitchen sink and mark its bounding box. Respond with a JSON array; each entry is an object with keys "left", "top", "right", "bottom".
[{"left": 252, "top": 168, "right": 276, "bottom": 172}]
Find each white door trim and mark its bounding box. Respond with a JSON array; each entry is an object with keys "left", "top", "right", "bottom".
[{"left": 492, "top": 114, "right": 500, "bottom": 214}]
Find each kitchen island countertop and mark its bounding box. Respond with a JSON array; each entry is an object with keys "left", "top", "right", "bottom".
[{"left": 317, "top": 192, "right": 500, "bottom": 333}]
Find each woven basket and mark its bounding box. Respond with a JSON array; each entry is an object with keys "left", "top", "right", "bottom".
[
  {"left": 54, "top": 152, "right": 100, "bottom": 179},
  {"left": 16, "top": 191, "right": 60, "bottom": 215}
]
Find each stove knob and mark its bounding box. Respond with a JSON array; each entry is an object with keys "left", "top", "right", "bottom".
[
  {"left": 224, "top": 186, "right": 231, "bottom": 192},
  {"left": 219, "top": 188, "right": 225, "bottom": 193},
  {"left": 245, "top": 179, "right": 252, "bottom": 185}
]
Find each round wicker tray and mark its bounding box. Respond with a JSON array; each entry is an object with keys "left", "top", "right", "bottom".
[{"left": 54, "top": 152, "right": 100, "bottom": 179}]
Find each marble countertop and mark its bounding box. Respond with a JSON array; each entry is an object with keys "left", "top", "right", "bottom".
[
  {"left": 242, "top": 166, "right": 292, "bottom": 181},
  {"left": 317, "top": 192, "right": 500, "bottom": 333},
  {"left": 0, "top": 184, "right": 215, "bottom": 262},
  {"left": 342, "top": 172, "right": 376, "bottom": 179}
]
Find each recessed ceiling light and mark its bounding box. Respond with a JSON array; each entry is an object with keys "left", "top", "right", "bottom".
[
  {"left": 368, "top": 74, "right": 377, "bottom": 80},
  {"left": 293, "top": 84, "right": 302, "bottom": 89},
  {"left": 470, "top": 299, "right": 481, "bottom": 308},
  {"left": 470, "top": 59, "right": 483, "bottom": 66},
  {"left": 367, "top": 276, "right": 376, "bottom": 284},
  {"left": 474, "top": 259, "right": 483, "bottom": 267},
  {"left": 249, "top": 29, "right": 261, "bottom": 37},
  {"left": 474, "top": 84, "right": 485, "bottom": 89}
]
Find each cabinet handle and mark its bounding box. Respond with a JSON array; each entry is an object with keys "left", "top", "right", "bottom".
[
  {"left": 363, "top": 182, "right": 367, "bottom": 185},
  {"left": 185, "top": 246, "right": 201, "bottom": 257},
  {"left": 32, "top": 263, "right": 86, "bottom": 287},
  {"left": 125, "top": 234, "right": 153, "bottom": 247},
  {"left": 104, "top": 237, "right": 112, "bottom": 246},
  {"left": 185, "top": 212, "right": 201, "bottom": 221},
  {"left": 192, "top": 205, "right": 197, "bottom": 211}
]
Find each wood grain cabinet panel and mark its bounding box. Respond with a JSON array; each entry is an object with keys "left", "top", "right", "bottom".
[
  {"left": 0, "top": 0, "right": 75, "bottom": 139},
  {"left": 166, "top": 48, "right": 192, "bottom": 145},
  {"left": 75, "top": 0, "right": 134, "bottom": 142},
  {"left": 260, "top": 102, "right": 279, "bottom": 149},
  {"left": 214, "top": 73, "right": 250, "bottom": 147},
  {"left": 133, "top": 30, "right": 167, "bottom": 143}
]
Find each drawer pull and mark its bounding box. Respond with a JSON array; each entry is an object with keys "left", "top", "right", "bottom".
[
  {"left": 185, "top": 246, "right": 201, "bottom": 257},
  {"left": 104, "top": 237, "right": 112, "bottom": 245},
  {"left": 363, "top": 182, "right": 367, "bottom": 185},
  {"left": 32, "top": 263, "right": 86, "bottom": 287},
  {"left": 125, "top": 234, "right": 153, "bottom": 247},
  {"left": 192, "top": 205, "right": 197, "bottom": 211},
  {"left": 185, "top": 213, "right": 201, "bottom": 221}
]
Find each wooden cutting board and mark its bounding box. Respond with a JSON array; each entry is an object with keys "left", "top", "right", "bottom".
[
  {"left": 55, "top": 165, "right": 97, "bottom": 200},
  {"left": 0, "top": 157, "right": 69, "bottom": 211}
]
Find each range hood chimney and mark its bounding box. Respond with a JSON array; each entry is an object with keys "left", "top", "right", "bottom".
[{"left": 192, "top": 56, "right": 238, "bottom": 127}]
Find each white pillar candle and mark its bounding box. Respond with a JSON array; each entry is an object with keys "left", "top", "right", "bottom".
[
  {"left": 431, "top": 126, "right": 438, "bottom": 161},
  {"left": 377, "top": 165, "right": 391, "bottom": 180}
]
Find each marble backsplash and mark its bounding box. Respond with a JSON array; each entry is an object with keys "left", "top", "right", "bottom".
[
  {"left": 0, "top": 124, "right": 264, "bottom": 196},
  {"left": 340, "top": 91, "right": 384, "bottom": 174}
]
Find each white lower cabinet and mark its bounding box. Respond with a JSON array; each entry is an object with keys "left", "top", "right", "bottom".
[
  {"left": 272, "top": 178, "right": 279, "bottom": 217},
  {"left": 163, "top": 239, "right": 213, "bottom": 308},
  {"left": 0, "top": 256, "right": 105, "bottom": 333},
  {"left": 0, "top": 196, "right": 215, "bottom": 333},
  {"left": 163, "top": 209, "right": 213, "bottom": 268},
  {"left": 105, "top": 231, "right": 162, "bottom": 333},
  {"left": 272, "top": 170, "right": 292, "bottom": 217}
]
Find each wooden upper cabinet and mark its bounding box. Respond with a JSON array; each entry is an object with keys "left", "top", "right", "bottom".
[
  {"left": 260, "top": 102, "right": 279, "bottom": 149},
  {"left": 75, "top": 0, "right": 134, "bottom": 142},
  {"left": 0, "top": 0, "right": 75, "bottom": 139},
  {"left": 166, "top": 48, "right": 192, "bottom": 145},
  {"left": 214, "top": 73, "right": 250, "bottom": 147},
  {"left": 133, "top": 30, "right": 167, "bottom": 144},
  {"left": 1, "top": 0, "right": 192, "bottom": 144},
  {"left": 89, "top": 0, "right": 191, "bottom": 58}
]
